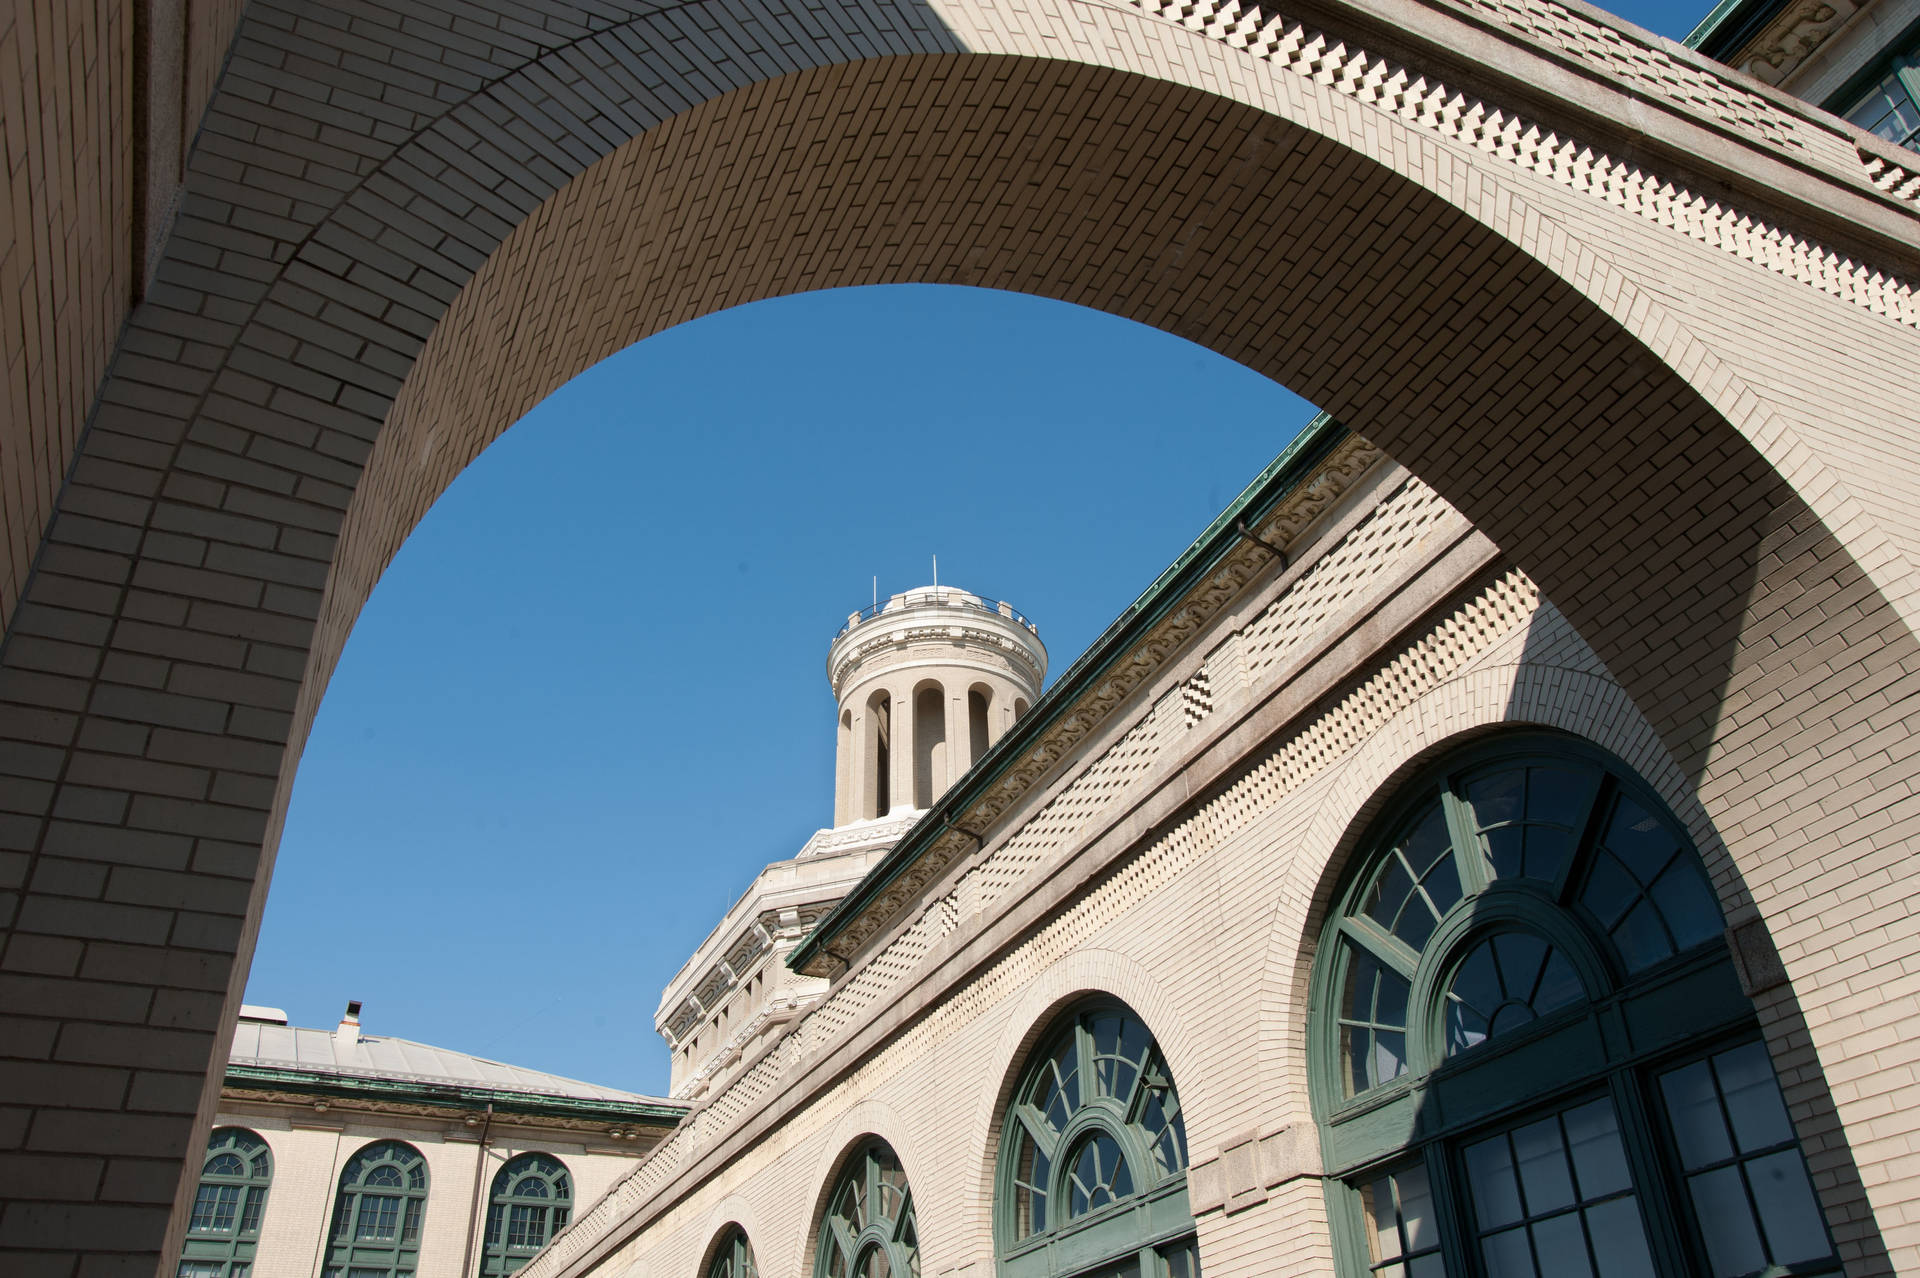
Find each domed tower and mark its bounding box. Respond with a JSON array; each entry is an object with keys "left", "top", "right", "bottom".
[{"left": 827, "top": 586, "right": 1047, "bottom": 824}]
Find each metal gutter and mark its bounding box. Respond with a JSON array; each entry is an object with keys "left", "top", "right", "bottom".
[
  {"left": 223, "top": 1063, "right": 688, "bottom": 1124},
  {"left": 787, "top": 411, "right": 1346, "bottom": 975}
]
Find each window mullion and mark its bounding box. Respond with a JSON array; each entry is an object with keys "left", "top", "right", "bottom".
[
  {"left": 1015, "top": 1104, "right": 1061, "bottom": 1159},
  {"left": 1605, "top": 1070, "right": 1693, "bottom": 1278},
  {"left": 1337, "top": 915, "right": 1420, "bottom": 979},
  {"left": 1555, "top": 774, "right": 1611, "bottom": 906},
  {"left": 1440, "top": 787, "right": 1490, "bottom": 896}
]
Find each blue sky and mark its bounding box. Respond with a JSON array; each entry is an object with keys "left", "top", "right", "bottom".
[{"left": 245, "top": 1, "right": 1705, "bottom": 1094}]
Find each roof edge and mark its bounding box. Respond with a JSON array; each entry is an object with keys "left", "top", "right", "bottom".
[
  {"left": 223, "top": 1063, "right": 687, "bottom": 1124},
  {"left": 787, "top": 411, "right": 1347, "bottom": 975},
  {"left": 1685, "top": 0, "right": 1791, "bottom": 57}
]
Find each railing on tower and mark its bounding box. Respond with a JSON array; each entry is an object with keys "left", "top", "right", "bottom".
[{"left": 836, "top": 589, "right": 1038, "bottom": 639}]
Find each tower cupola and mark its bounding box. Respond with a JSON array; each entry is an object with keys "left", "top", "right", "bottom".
[{"left": 828, "top": 587, "right": 1046, "bottom": 824}]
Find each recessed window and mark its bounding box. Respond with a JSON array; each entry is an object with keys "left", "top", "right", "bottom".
[
  {"left": 707, "top": 1226, "right": 758, "bottom": 1278},
  {"left": 481, "top": 1153, "right": 572, "bottom": 1275},
  {"left": 1311, "top": 734, "right": 1839, "bottom": 1278},
  {"left": 322, "top": 1141, "right": 428, "bottom": 1278},
  {"left": 996, "top": 1003, "right": 1195, "bottom": 1277},
  {"left": 815, "top": 1141, "right": 918, "bottom": 1278},
  {"left": 177, "top": 1127, "right": 271, "bottom": 1278}
]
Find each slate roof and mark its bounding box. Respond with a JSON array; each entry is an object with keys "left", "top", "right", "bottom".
[{"left": 228, "top": 1019, "right": 677, "bottom": 1110}]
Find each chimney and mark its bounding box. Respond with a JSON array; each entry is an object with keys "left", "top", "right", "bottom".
[{"left": 336, "top": 999, "right": 363, "bottom": 1047}]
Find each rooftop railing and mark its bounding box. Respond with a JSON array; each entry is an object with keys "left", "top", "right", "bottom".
[{"left": 835, "top": 589, "right": 1037, "bottom": 639}]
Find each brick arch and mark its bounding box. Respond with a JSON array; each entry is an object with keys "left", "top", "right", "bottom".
[{"left": 9, "top": 1, "right": 1920, "bottom": 1274}]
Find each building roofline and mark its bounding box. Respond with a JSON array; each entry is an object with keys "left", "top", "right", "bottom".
[
  {"left": 223, "top": 1063, "right": 687, "bottom": 1125},
  {"left": 1684, "top": 0, "right": 1791, "bottom": 57},
  {"left": 787, "top": 411, "right": 1347, "bottom": 975}
]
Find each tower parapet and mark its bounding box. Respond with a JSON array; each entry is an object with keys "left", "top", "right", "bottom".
[{"left": 827, "top": 587, "right": 1047, "bottom": 826}]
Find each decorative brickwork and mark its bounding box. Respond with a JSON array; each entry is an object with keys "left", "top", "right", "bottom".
[{"left": 6, "top": 2, "right": 1920, "bottom": 1273}]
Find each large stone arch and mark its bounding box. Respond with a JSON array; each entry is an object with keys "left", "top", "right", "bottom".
[{"left": 8, "top": 1, "right": 1920, "bottom": 1273}]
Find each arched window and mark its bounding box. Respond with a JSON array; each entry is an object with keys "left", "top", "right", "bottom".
[
  {"left": 1310, "top": 734, "right": 1839, "bottom": 1277},
  {"left": 177, "top": 1127, "right": 272, "bottom": 1278},
  {"left": 995, "top": 1004, "right": 1197, "bottom": 1278},
  {"left": 480, "top": 1153, "right": 572, "bottom": 1276},
  {"left": 913, "top": 682, "right": 946, "bottom": 808},
  {"left": 707, "top": 1225, "right": 759, "bottom": 1278},
  {"left": 867, "top": 691, "right": 893, "bottom": 818},
  {"left": 969, "top": 685, "right": 993, "bottom": 762},
  {"left": 322, "top": 1141, "right": 429, "bottom": 1278},
  {"left": 813, "top": 1140, "right": 919, "bottom": 1278}
]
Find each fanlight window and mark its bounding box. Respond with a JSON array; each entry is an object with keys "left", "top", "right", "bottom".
[
  {"left": 322, "top": 1141, "right": 429, "bottom": 1278},
  {"left": 997, "top": 1004, "right": 1198, "bottom": 1278},
  {"left": 1310, "top": 735, "right": 1840, "bottom": 1278},
  {"left": 707, "top": 1226, "right": 759, "bottom": 1278},
  {"left": 481, "top": 1153, "right": 573, "bottom": 1276},
  {"left": 814, "top": 1141, "right": 919, "bottom": 1278},
  {"left": 177, "top": 1127, "right": 271, "bottom": 1278}
]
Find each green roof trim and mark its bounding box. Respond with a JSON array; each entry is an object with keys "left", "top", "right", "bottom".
[
  {"left": 1684, "top": 0, "right": 1788, "bottom": 57},
  {"left": 788, "top": 411, "right": 1348, "bottom": 976},
  {"left": 224, "top": 1063, "right": 688, "bottom": 1125}
]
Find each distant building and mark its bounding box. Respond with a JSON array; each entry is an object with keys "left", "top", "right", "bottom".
[
  {"left": 177, "top": 1003, "right": 682, "bottom": 1278},
  {"left": 1690, "top": 0, "right": 1920, "bottom": 149},
  {"left": 657, "top": 587, "right": 1046, "bottom": 1100}
]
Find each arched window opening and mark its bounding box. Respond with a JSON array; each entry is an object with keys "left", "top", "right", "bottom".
[
  {"left": 707, "top": 1225, "right": 759, "bottom": 1278},
  {"left": 1014, "top": 697, "right": 1030, "bottom": 721},
  {"left": 322, "top": 1141, "right": 429, "bottom": 1278},
  {"left": 480, "top": 1153, "right": 572, "bottom": 1276},
  {"left": 913, "top": 683, "right": 945, "bottom": 809},
  {"left": 995, "top": 1004, "right": 1195, "bottom": 1278},
  {"left": 814, "top": 1141, "right": 918, "bottom": 1278},
  {"left": 866, "top": 691, "right": 892, "bottom": 819},
  {"left": 1310, "top": 734, "right": 1839, "bottom": 1278},
  {"left": 177, "top": 1127, "right": 272, "bottom": 1278},
  {"left": 968, "top": 686, "right": 992, "bottom": 763}
]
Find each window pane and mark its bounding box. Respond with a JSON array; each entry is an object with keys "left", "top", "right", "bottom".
[
  {"left": 1358, "top": 1164, "right": 1447, "bottom": 1273},
  {"left": 1657, "top": 1042, "right": 1836, "bottom": 1275},
  {"left": 1688, "top": 1165, "right": 1764, "bottom": 1277},
  {"left": 1847, "top": 67, "right": 1920, "bottom": 149},
  {"left": 1747, "top": 1150, "right": 1831, "bottom": 1265},
  {"left": 1463, "top": 1099, "right": 1652, "bottom": 1278},
  {"left": 1444, "top": 932, "right": 1586, "bottom": 1058}
]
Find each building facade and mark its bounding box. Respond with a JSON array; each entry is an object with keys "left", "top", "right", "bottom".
[
  {"left": 660, "top": 589, "right": 1046, "bottom": 1102},
  {"left": 514, "top": 417, "right": 1891, "bottom": 1277},
  {"left": 177, "top": 1005, "right": 683, "bottom": 1278}
]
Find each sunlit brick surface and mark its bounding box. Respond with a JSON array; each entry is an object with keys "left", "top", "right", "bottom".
[{"left": 4, "top": 1, "right": 1920, "bottom": 1275}]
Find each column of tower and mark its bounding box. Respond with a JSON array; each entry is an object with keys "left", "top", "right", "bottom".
[{"left": 826, "top": 586, "right": 1047, "bottom": 824}]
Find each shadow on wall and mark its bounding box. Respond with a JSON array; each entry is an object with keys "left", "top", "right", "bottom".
[{"left": 1501, "top": 601, "right": 1894, "bottom": 1275}]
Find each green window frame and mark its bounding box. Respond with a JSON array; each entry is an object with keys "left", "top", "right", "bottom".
[
  {"left": 1839, "top": 45, "right": 1920, "bottom": 153},
  {"left": 322, "top": 1140, "right": 430, "bottom": 1278},
  {"left": 177, "top": 1126, "right": 272, "bottom": 1278},
  {"left": 813, "top": 1140, "right": 920, "bottom": 1278},
  {"left": 707, "top": 1225, "right": 759, "bottom": 1278},
  {"left": 1309, "top": 733, "right": 1841, "bottom": 1278},
  {"left": 995, "top": 1003, "right": 1197, "bottom": 1278},
  {"left": 480, "top": 1152, "right": 572, "bottom": 1276}
]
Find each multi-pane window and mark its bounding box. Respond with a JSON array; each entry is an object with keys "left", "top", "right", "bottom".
[
  {"left": 1844, "top": 55, "right": 1920, "bottom": 153},
  {"left": 177, "top": 1128, "right": 272, "bottom": 1278},
  {"left": 814, "top": 1142, "right": 919, "bottom": 1278},
  {"left": 480, "top": 1153, "right": 573, "bottom": 1276},
  {"left": 996, "top": 1005, "right": 1197, "bottom": 1278},
  {"left": 1312, "top": 735, "right": 1841, "bottom": 1277},
  {"left": 706, "top": 1226, "right": 759, "bottom": 1278},
  {"left": 322, "top": 1141, "right": 429, "bottom": 1278}
]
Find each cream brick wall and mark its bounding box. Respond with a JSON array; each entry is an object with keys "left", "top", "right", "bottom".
[
  {"left": 526, "top": 468, "right": 1900, "bottom": 1275},
  {"left": 6, "top": 2, "right": 1920, "bottom": 1274},
  {"left": 209, "top": 1102, "right": 651, "bottom": 1278}
]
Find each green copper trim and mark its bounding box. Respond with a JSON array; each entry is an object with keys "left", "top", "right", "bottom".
[
  {"left": 223, "top": 1063, "right": 687, "bottom": 1125},
  {"left": 1684, "top": 0, "right": 1788, "bottom": 56},
  {"left": 789, "top": 411, "right": 1348, "bottom": 975}
]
